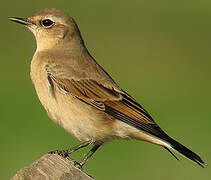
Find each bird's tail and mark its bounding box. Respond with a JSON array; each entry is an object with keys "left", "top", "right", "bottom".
[{"left": 164, "top": 137, "right": 206, "bottom": 168}]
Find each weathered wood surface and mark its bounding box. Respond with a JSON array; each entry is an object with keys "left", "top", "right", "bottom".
[{"left": 11, "top": 154, "right": 94, "bottom": 180}]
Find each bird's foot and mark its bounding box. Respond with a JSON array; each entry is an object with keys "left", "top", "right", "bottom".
[
  {"left": 48, "top": 150, "right": 69, "bottom": 158},
  {"left": 72, "top": 160, "right": 83, "bottom": 169}
]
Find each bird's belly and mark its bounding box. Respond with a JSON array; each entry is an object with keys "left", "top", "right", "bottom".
[
  {"left": 47, "top": 92, "right": 103, "bottom": 142},
  {"left": 46, "top": 92, "right": 112, "bottom": 141}
]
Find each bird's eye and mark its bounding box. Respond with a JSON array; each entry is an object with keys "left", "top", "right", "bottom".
[{"left": 41, "top": 19, "right": 54, "bottom": 27}]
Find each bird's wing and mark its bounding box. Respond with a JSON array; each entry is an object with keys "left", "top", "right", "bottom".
[{"left": 46, "top": 64, "right": 169, "bottom": 141}]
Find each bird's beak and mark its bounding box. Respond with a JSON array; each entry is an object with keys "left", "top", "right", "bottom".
[{"left": 9, "top": 17, "right": 31, "bottom": 26}]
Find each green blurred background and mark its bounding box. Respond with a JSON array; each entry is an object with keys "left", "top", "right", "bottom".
[{"left": 1, "top": 0, "right": 210, "bottom": 179}]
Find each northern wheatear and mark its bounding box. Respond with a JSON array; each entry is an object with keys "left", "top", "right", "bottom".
[{"left": 10, "top": 8, "right": 206, "bottom": 168}]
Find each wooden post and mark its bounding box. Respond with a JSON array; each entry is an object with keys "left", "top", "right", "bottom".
[{"left": 11, "top": 154, "right": 94, "bottom": 180}]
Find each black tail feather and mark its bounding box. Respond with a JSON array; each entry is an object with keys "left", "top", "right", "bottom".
[
  {"left": 164, "top": 147, "right": 179, "bottom": 161},
  {"left": 167, "top": 137, "right": 206, "bottom": 168}
]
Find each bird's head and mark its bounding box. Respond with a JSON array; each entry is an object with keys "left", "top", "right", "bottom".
[{"left": 10, "top": 8, "right": 84, "bottom": 51}]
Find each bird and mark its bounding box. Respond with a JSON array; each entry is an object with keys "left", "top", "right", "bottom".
[{"left": 9, "top": 8, "right": 206, "bottom": 168}]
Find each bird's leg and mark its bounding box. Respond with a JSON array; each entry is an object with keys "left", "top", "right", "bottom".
[
  {"left": 75, "top": 144, "right": 102, "bottom": 169},
  {"left": 66, "top": 140, "right": 94, "bottom": 154},
  {"left": 49, "top": 140, "right": 93, "bottom": 158}
]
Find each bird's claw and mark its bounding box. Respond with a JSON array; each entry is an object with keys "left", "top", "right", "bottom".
[
  {"left": 73, "top": 160, "right": 83, "bottom": 169},
  {"left": 48, "top": 150, "right": 69, "bottom": 158}
]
